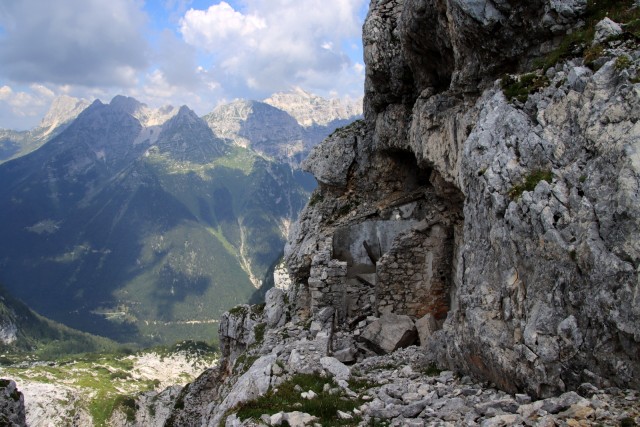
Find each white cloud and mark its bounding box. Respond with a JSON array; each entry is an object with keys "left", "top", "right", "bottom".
[
  {"left": 0, "top": 83, "right": 58, "bottom": 129},
  {"left": 180, "top": 2, "right": 266, "bottom": 50},
  {"left": 0, "top": 0, "right": 367, "bottom": 129},
  {"left": 31, "top": 84, "right": 56, "bottom": 99},
  {"left": 179, "top": 0, "right": 366, "bottom": 98},
  {"left": 0, "top": 0, "right": 149, "bottom": 87},
  {"left": 0, "top": 86, "right": 12, "bottom": 101}
]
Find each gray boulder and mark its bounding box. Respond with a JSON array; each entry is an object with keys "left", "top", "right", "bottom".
[
  {"left": 264, "top": 288, "right": 287, "bottom": 328},
  {"left": 415, "top": 313, "right": 438, "bottom": 348},
  {"left": 593, "top": 17, "right": 623, "bottom": 45},
  {"left": 0, "top": 379, "right": 26, "bottom": 427},
  {"left": 361, "top": 314, "right": 418, "bottom": 354},
  {"left": 320, "top": 356, "right": 350, "bottom": 381},
  {"left": 302, "top": 121, "right": 363, "bottom": 188}
]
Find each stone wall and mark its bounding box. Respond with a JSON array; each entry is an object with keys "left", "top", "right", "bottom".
[
  {"left": 376, "top": 223, "right": 454, "bottom": 320},
  {"left": 307, "top": 238, "right": 348, "bottom": 321}
]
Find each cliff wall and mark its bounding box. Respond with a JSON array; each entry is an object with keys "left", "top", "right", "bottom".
[
  {"left": 286, "top": 0, "right": 640, "bottom": 397},
  {"left": 160, "top": 1, "right": 640, "bottom": 425}
]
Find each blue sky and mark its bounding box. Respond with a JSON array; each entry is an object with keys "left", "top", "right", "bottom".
[{"left": 0, "top": 0, "right": 368, "bottom": 130}]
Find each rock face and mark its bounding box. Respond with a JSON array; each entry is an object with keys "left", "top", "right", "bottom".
[
  {"left": 264, "top": 87, "right": 362, "bottom": 128},
  {"left": 0, "top": 379, "right": 26, "bottom": 427},
  {"left": 166, "top": 1, "right": 640, "bottom": 425},
  {"left": 284, "top": 0, "right": 640, "bottom": 398}
]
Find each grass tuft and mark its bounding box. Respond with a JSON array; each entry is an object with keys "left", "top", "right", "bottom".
[
  {"left": 509, "top": 170, "right": 554, "bottom": 199},
  {"left": 235, "top": 373, "right": 363, "bottom": 426},
  {"left": 501, "top": 73, "right": 550, "bottom": 103}
]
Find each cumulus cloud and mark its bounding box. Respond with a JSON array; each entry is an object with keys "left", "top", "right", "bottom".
[
  {"left": 0, "top": 83, "right": 56, "bottom": 129},
  {"left": 0, "top": 0, "right": 367, "bottom": 129},
  {"left": 0, "top": 0, "right": 150, "bottom": 87},
  {"left": 179, "top": 0, "right": 366, "bottom": 98}
]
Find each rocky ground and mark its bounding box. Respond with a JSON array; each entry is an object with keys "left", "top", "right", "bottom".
[
  {"left": 218, "top": 327, "right": 640, "bottom": 427},
  {"left": 1, "top": 344, "right": 217, "bottom": 426},
  {"left": 184, "top": 297, "right": 640, "bottom": 427}
]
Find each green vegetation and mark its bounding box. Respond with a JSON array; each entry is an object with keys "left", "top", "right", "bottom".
[
  {"left": 235, "top": 373, "right": 363, "bottom": 426},
  {"left": 501, "top": 73, "right": 550, "bottom": 103},
  {"left": 421, "top": 364, "right": 443, "bottom": 376},
  {"left": 583, "top": 44, "right": 605, "bottom": 68},
  {"left": 113, "top": 395, "right": 137, "bottom": 422},
  {"left": 0, "top": 284, "right": 121, "bottom": 360},
  {"left": 308, "top": 191, "right": 324, "bottom": 207},
  {"left": 0, "top": 102, "right": 316, "bottom": 347},
  {"left": 2, "top": 343, "right": 217, "bottom": 427},
  {"left": 534, "top": 0, "right": 640, "bottom": 71},
  {"left": 348, "top": 377, "right": 377, "bottom": 392},
  {"left": 620, "top": 417, "right": 637, "bottom": 427},
  {"left": 615, "top": 55, "right": 632, "bottom": 70},
  {"left": 3, "top": 355, "right": 142, "bottom": 426},
  {"left": 232, "top": 353, "right": 261, "bottom": 376},
  {"left": 509, "top": 170, "right": 554, "bottom": 199},
  {"left": 253, "top": 323, "right": 266, "bottom": 344}
]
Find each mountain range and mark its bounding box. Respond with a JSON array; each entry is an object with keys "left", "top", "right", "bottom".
[{"left": 0, "top": 90, "right": 361, "bottom": 347}]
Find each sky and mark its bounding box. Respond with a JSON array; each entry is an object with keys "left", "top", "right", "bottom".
[{"left": 0, "top": 0, "right": 368, "bottom": 130}]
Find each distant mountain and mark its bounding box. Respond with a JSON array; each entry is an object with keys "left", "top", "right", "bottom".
[
  {"left": 0, "top": 95, "right": 315, "bottom": 346},
  {"left": 0, "top": 95, "right": 91, "bottom": 164},
  {"left": 204, "top": 92, "right": 362, "bottom": 164},
  {"left": 263, "top": 87, "right": 362, "bottom": 127},
  {"left": 0, "top": 283, "right": 118, "bottom": 358},
  {"left": 203, "top": 100, "right": 305, "bottom": 162}
]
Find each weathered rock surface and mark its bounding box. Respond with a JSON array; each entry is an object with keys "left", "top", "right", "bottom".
[
  {"left": 219, "top": 305, "right": 264, "bottom": 362},
  {"left": 361, "top": 314, "right": 418, "bottom": 354},
  {"left": 415, "top": 313, "right": 438, "bottom": 348},
  {"left": 165, "top": 1, "right": 640, "bottom": 426},
  {"left": 0, "top": 379, "right": 26, "bottom": 427},
  {"left": 285, "top": 0, "right": 640, "bottom": 399},
  {"left": 301, "top": 121, "right": 363, "bottom": 188}
]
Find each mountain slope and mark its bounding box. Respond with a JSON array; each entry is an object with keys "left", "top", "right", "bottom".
[
  {"left": 0, "top": 95, "right": 91, "bottom": 164},
  {"left": 203, "top": 96, "right": 362, "bottom": 165},
  {"left": 0, "top": 96, "right": 314, "bottom": 346},
  {"left": 0, "top": 283, "right": 118, "bottom": 358}
]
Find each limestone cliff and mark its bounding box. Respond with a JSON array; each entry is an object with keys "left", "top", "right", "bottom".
[
  {"left": 164, "top": 0, "right": 640, "bottom": 425},
  {"left": 285, "top": 0, "right": 640, "bottom": 398}
]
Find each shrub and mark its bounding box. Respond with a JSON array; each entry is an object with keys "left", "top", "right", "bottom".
[
  {"left": 615, "top": 55, "right": 632, "bottom": 70},
  {"left": 584, "top": 44, "right": 604, "bottom": 67},
  {"left": 501, "top": 73, "right": 550, "bottom": 103},
  {"left": 509, "top": 170, "right": 554, "bottom": 199},
  {"left": 308, "top": 191, "right": 324, "bottom": 207},
  {"left": 253, "top": 323, "right": 266, "bottom": 344}
]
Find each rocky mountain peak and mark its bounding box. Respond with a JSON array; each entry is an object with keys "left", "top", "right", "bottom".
[
  {"left": 109, "top": 95, "right": 178, "bottom": 128},
  {"left": 109, "top": 95, "right": 145, "bottom": 115},
  {"left": 154, "top": 104, "right": 227, "bottom": 162},
  {"left": 263, "top": 87, "right": 362, "bottom": 127},
  {"left": 38, "top": 95, "right": 91, "bottom": 135},
  {"left": 203, "top": 100, "right": 301, "bottom": 148}
]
